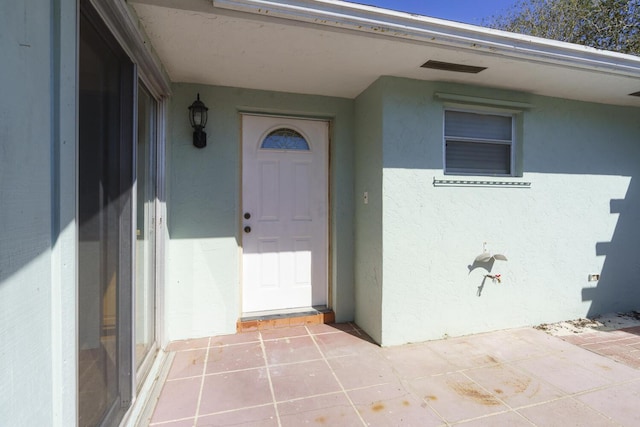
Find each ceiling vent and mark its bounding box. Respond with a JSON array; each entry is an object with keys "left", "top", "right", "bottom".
[
  {"left": 421, "top": 60, "right": 487, "bottom": 74},
  {"left": 629, "top": 91, "right": 640, "bottom": 97}
]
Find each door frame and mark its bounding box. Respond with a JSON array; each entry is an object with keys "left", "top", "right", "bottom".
[{"left": 239, "top": 112, "right": 332, "bottom": 315}]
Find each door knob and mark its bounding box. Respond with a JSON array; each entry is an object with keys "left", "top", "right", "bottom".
[
  {"left": 244, "top": 212, "right": 251, "bottom": 219},
  {"left": 244, "top": 226, "right": 251, "bottom": 233}
]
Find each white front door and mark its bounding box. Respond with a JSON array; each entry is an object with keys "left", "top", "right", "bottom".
[{"left": 242, "top": 115, "right": 328, "bottom": 314}]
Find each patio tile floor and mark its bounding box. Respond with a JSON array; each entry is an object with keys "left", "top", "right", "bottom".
[
  {"left": 145, "top": 323, "right": 640, "bottom": 426},
  {"left": 561, "top": 326, "right": 640, "bottom": 370}
]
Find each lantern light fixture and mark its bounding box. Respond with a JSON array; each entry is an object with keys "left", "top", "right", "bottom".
[{"left": 188, "top": 93, "right": 208, "bottom": 148}]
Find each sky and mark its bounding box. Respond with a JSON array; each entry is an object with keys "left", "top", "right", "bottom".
[{"left": 357, "top": 0, "right": 521, "bottom": 25}]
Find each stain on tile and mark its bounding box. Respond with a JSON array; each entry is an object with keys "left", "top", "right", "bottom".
[
  {"left": 508, "top": 377, "right": 532, "bottom": 394},
  {"left": 371, "top": 403, "right": 385, "bottom": 412},
  {"left": 449, "top": 382, "right": 501, "bottom": 406}
]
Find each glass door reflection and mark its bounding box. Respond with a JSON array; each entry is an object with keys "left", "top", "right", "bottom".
[{"left": 135, "top": 83, "right": 157, "bottom": 379}]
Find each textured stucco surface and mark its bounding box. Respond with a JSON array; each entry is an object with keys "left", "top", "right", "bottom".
[
  {"left": 0, "top": 1, "right": 78, "bottom": 425},
  {"left": 354, "top": 80, "right": 385, "bottom": 343},
  {"left": 166, "top": 84, "right": 355, "bottom": 341},
  {"left": 354, "top": 77, "right": 640, "bottom": 346}
]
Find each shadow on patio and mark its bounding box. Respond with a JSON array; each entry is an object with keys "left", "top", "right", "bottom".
[{"left": 141, "top": 323, "right": 640, "bottom": 426}]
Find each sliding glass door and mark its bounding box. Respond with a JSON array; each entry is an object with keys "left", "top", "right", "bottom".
[
  {"left": 135, "top": 83, "right": 158, "bottom": 381},
  {"left": 78, "top": 3, "right": 162, "bottom": 425},
  {"left": 78, "top": 5, "right": 134, "bottom": 426}
]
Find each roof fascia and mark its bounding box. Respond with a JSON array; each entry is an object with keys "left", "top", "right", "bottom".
[{"left": 212, "top": 0, "right": 640, "bottom": 78}]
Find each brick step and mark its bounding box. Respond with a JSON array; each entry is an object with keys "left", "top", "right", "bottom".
[{"left": 237, "top": 307, "right": 335, "bottom": 332}]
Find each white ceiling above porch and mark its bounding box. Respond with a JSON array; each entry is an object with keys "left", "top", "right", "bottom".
[{"left": 129, "top": 0, "right": 640, "bottom": 106}]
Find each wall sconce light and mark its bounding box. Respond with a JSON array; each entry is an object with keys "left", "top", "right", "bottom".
[{"left": 188, "top": 93, "right": 208, "bottom": 148}]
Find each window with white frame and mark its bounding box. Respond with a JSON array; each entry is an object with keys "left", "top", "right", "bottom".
[{"left": 444, "top": 109, "right": 515, "bottom": 176}]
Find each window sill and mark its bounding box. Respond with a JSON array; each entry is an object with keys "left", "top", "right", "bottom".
[{"left": 433, "top": 178, "right": 531, "bottom": 188}]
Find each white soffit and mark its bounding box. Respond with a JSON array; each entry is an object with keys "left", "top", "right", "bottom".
[{"left": 130, "top": 0, "right": 640, "bottom": 106}]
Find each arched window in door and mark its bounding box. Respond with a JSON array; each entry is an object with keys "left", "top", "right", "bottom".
[{"left": 261, "top": 128, "right": 310, "bottom": 150}]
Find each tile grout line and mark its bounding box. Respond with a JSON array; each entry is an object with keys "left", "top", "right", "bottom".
[
  {"left": 165, "top": 352, "right": 357, "bottom": 384},
  {"left": 259, "top": 331, "right": 283, "bottom": 427},
  {"left": 195, "top": 403, "right": 278, "bottom": 420},
  {"left": 512, "top": 393, "right": 612, "bottom": 422},
  {"left": 149, "top": 415, "right": 197, "bottom": 426},
  {"left": 306, "top": 325, "right": 369, "bottom": 427},
  {"left": 192, "top": 336, "right": 212, "bottom": 426}
]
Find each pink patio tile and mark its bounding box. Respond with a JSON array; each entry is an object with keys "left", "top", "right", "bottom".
[
  {"left": 306, "top": 322, "right": 359, "bottom": 335},
  {"left": 582, "top": 334, "right": 622, "bottom": 344},
  {"left": 609, "top": 352, "right": 640, "bottom": 369},
  {"left": 313, "top": 329, "right": 378, "bottom": 358},
  {"left": 269, "top": 360, "right": 342, "bottom": 401},
  {"left": 516, "top": 329, "right": 586, "bottom": 354},
  {"left": 153, "top": 324, "right": 640, "bottom": 427},
  {"left": 328, "top": 353, "right": 398, "bottom": 390},
  {"left": 196, "top": 405, "right": 278, "bottom": 426},
  {"left": 513, "top": 354, "right": 614, "bottom": 394},
  {"left": 610, "top": 338, "right": 637, "bottom": 348},
  {"left": 425, "top": 337, "right": 503, "bottom": 370},
  {"left": 472, "top": 329, "right": 562, "bottom": 361},
  {"left": 581, "top": 340, "right": 624, "bottom": 352},
  {"left": 409, "top": 372, "right": 509, "bottom": 424},
  {"left": 606, "top": 329, "right": 639, "bottom": 338},
  {"left": 199, "top": 369, "right": 273, "bottom": 415},
  {"left": 151, "top": 377, "right": 201, "bottom": 424},
  {"left": 150, "top": 418, "right": 196, "bottom": 427},
  {"left": 278, "top": 392, "right": 362, "bottom": 427},
  {"left": 518, "top": 397, "right": 618, "bottom": 427},
  {"left": 168, "top": 349, "right": 207, "bottom": 380},
  {"left": 453, "top": 411, "right": 533, "bottom": 426},
  {"left": 621, "top": 326, "right": 640, "bottom": 335},
  {"left": 259, "top": 325, "right": 309, "bottom": 340},
  {"left": 209, "top": 332, "right": 260, "bottom": 347},
  {"left": 597, "top": 343, "right": 638, "bottom": 356},
  {"left": 463, "top": 363, "right": 565, "bottom": 408},
  {"left": 262, "top": 336, "right": 322, "bottom": 365},
  {"left": 348, "top": 383, "right": 443, "bottom": 427},
  {"left": 206, "top": 342, "right": 265, "bottom": 374},
  {"left": 578, "top": 381, "right": 640, "bottom": 426},
  {"left": 562, "top": 333, "right": 600, "bottom": 345},
  {"left": 609, "top": 335, "right": 640, "bottom": 345},
  {"left": 382, "top": 343, "right": 460, "bottom": 379},
  {"left": 552, "top": 345, "right": 640, "bottom": 382},
  {"left": 167, "top": 337, "right": 210, "bottom": 352}
]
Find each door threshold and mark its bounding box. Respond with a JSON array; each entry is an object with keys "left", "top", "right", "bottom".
[{"left": 237, "top": 306, "right": 335, "bottom": 333}]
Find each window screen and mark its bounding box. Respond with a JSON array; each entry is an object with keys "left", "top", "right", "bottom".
[{"left": 444, "top": 110, "right": 513, "bottom": 176}]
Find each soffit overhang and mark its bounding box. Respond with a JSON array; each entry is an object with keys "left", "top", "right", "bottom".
[{"left": 130, "top": 0, "right": 640, "bottom": 106}]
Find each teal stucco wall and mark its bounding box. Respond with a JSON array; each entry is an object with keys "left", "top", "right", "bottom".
[
  {"left": 354, "top": 76, "right": 640, "bottom": 346},
  {"left": 0, "top": 1, "right": 78, "bottom": 425},
  {"left": 166, "top": 84, "right": 355, "bottom": 341},
  {"left": 354, "top": 80, "right": 385, "bottom": 343}
]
